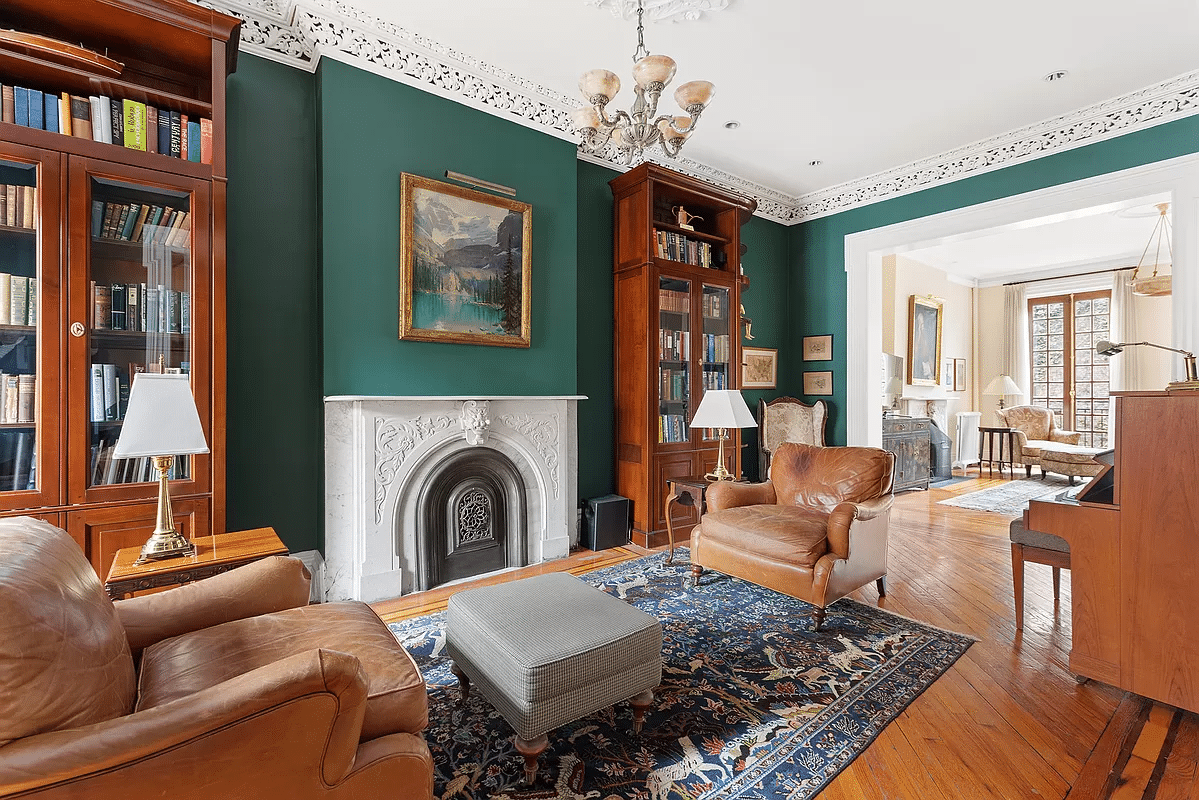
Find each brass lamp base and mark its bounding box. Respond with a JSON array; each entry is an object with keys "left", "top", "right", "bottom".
[
  {"left": 135, "top": 455, "right": 195, "bottom": 564},
  {"left": 703, "top": 428, "right": 735, "bottom": 482}
]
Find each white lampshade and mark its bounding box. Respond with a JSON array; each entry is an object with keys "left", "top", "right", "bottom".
[
  {"left": 113, "top": 373, "right": 210, "bottom": 458},
  {"left": 983, "top": 374, "right": 1023, "bottom": 397},
  {"left": 690, "top": 389, "right": 757, "bottom": 429}
]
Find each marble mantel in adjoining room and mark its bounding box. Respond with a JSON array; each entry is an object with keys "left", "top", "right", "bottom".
[{"left": 324, "top": 395, "right": 583, "bottom": 603}]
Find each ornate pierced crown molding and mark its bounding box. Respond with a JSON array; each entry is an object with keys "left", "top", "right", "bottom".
[
  {"left": 585, "top": 0, "right": 731, "bottom": 23},
  {"left": 201, "top": 0, "right": 1199, "bottom": 225}
]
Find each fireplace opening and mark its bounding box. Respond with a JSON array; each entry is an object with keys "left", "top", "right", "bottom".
[{"left": 416, "top": 447, "right": 527, "bottom": 591}]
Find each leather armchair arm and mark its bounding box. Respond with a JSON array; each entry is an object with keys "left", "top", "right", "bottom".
[
  {"left": 705, "top": 480, "right": 777, "bottom": 512},
  {"left": 825, "top": 495, "right": 894, "bottom": 560},
  {"left": 0, "top": 648, "right": 383, "bottom": 797},
  {"left": 1049, "top": 429, "right": 1082, "bottom": 445},
  {"left": 115, "top": 555, "right": 312, "bottom": 655}
]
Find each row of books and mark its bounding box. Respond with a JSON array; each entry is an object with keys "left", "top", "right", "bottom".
[
  {"left": 89, "top": 364, "right": 129, "bottom": 423},
  {"left": 655, "top": 229, "right": 716, "bottom": 268},
  {"left": 90, "top": 428, "right": 189, "bottom": 487},
  {"left": 0, "top": 184, "right": 37, "bottom": 230},
  {"left": 1, "top": 85, "right": 213, "bottom": 164},
  {"left": 659, "top": 368, "right": 689, "bottom": 402},
  {"left": 92, "top": 282, "right": 191, "bottom": 334},
  {"left": 0, "top": 430, "right": 36, "bottom": 492},
  {"left": 659, "top": 328, "right": 689, "bottom": 361},
  {"left": 0, "top": 373, "right": 35, "bottom": 424},
  {"left": 701, "top": 333, "right": 732, "bottom": 364},
  {"left": 92, "top": 200, "right": 191, "bottom": 247},
  {"left": 701, "top": 292, "right": 726, "bottom": 319},
  {"left": 659, "top": 288, "right": 689, "bottom": 315},
  {"left": 0, "top": 275, "right": 37, "bottom": 327},
  {"left": 658, "top": 414, "right": 690, "bottom": 444},
  {"left": 701, "top": 368, "right": 729, "bottom": 391}
]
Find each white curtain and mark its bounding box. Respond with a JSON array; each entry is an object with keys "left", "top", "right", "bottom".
[
  {"left": 1002, "top": 284, "right": 1030, "bottom": 406},
  {"left": 1109, "top": 269, "right": 1139, "bottom": 391}
]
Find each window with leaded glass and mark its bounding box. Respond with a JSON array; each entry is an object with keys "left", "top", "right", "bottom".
[{"left": 1028, "top": 291, "right": 1110, "bottom": 448}]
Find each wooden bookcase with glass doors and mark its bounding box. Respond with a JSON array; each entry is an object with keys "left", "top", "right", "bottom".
[
  {"left": 0, "top": 0, "right": 239, "bottom": 576},
  {"left": 610, "top": 163, "right": 756, "bottom": 547}
]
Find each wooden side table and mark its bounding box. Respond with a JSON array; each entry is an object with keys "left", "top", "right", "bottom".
[
  {"left": 978, "top": 426, "right": 1018, "bottom": 478},
  {"left": 664, "top": 476, "right": 716, "bottom": 565},
  {"left": 105, "top": 527, "right": 288, "bottom": 600}
]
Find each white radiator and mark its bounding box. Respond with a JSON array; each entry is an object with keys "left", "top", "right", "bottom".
[{"left": 955, "top": 411, "right": 981, "bottom": 469}]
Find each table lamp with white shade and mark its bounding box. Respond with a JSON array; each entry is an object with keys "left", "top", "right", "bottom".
[
  {"left": 982, "top": 374, "right": 1023, "bottom": 410},
  {"left": 112, "top": 373, "right": 210, "bottom": 563},
  {"left": 689, "top": 389, "right": 757, "bottom": 481}
]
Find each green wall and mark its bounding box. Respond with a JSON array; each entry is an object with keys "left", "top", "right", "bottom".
[
  {"left": 225, "top": 56, "right": 322, "bottom": 552},
  {"left": 317, "top": 59, "right": 578, "bottom": 397},
  {"left": 790, "top": 115, "right": 1199, "bottom": 445}
]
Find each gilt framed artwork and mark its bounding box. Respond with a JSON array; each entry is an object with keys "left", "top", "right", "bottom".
[
  {"left": 906, "top": 295, "right": 943, "bottom": 386},
  {"left": 802, "top": 334, "right": 832, "bottom": 361},
  {"left": 742, "top": 347, "right": 778, "bottom": 389},
  {"left": 399, "top": 173, "right": 532, "bottom": 347}
]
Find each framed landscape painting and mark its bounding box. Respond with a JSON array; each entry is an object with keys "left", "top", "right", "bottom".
[
  {"left": 742, "top": 347, "right": 778, "bottom": 389},
  {"left": 906, "top": 295, "right": 943, "bottom": 386},
  {"left": 399, "top": 173, "right": 532, "bottom": 347}
]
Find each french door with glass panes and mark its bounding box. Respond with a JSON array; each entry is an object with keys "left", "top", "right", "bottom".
[{"left": 1027, "top": 291, "right": 1111, "bottom": 448}]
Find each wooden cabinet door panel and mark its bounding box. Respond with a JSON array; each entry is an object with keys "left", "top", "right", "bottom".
[{"left": 67, "top": 497, "right": 210, "bottom": 578}]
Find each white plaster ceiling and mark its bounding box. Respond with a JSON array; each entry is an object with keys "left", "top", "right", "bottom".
[
  {"left": 900, "top": 194, "right": 1173, "bottom": 285},
  {"left": 344, "top": 0, "right": 1199, "bottom": 198}
]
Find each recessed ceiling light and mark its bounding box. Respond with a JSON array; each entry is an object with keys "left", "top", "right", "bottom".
[
  {"left": 723, "top": 120, "right": 741, "bottom": 129},
  {"left": 1043, "top": 70, "right": 1068, "bottom": 82},
  {"left": 809, "top": 160, "right": 823, "bottom": 167}
]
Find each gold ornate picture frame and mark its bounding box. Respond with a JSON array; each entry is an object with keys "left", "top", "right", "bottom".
[
  {"left": 742, "top": 347, "right": 778, "bottom": 389},
  {"left": 907, "top": 295, "right": 943, "bottom": 386},
  {"left": 399, "top": 173, "right": 532, "bottom": 347}
]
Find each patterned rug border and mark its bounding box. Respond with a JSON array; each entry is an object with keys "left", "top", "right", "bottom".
[{"left": 390, "top": 549, "right": 975, "bottom": 799}]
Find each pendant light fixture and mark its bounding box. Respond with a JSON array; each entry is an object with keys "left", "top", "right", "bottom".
[{"left": 1130, "top": 202, "right": 1173, "bottom": 296}]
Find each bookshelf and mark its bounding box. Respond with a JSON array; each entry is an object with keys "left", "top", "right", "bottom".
[
  {"left": 610, "top": 163, "right": 756, "bottom": 547},
  {"left": 0, "top": 0, "right": 239, "bottom": 575}
]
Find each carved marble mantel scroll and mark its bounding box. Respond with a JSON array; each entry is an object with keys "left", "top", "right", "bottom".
[{"left": 324, "top": 395, "right": 582, "bottom": 602}]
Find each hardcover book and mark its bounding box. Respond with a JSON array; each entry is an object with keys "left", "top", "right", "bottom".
[
  {"left": 88, "top": 96, "right": 105, "bottom": 142},
  {"left": 1, "top": 86, "right": 13, "bottom": 124},
  {"left": 13, "top": 87, "right": 28, "bottom": 127},
  {"left": 92, "top": 283, "right": 111, "bottom": 330},
  {"left": 122, "top": 100, "right": 147, "bottom": 151},
  {"left": 0, "top": 275, "right": 10, "bottom": 325},
  {"left": 200, "top": 117, "right": 213, "bottom": 164},
  {"left": 27, "top": 90, "right": 43, "bottom": 130},
  {"left": 169, "top": 111, "right": 182, "bottom": 158},
  {"left": 16, "top": 374, "right": 34, "bottom": 424},
  {"left": 187, "top": 120, "right": 201, "bottom": 162},
  {"left": 110, "top": 283, "right": 127, "bottom": 330},
  {"left": 9, "top": 276, "right": 28, "bottom": 327},
  {"left": 59, "top": 92, "right": 71, "bottom": 135},
  {"left": 157, "top": 109, "right": 171, "bottom": 155},
  {"left": 69, "top": 96, "right": 92, "bottom": 140},
  {"left": 146, "top": 106, "right": 158, "bottom": 154},
  {"left": 43, "top": 94, "right": 58, "bottom": 133}
]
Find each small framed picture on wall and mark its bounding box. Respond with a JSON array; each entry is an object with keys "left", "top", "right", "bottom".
[
  {"left": 802, "top": 335, "right": 833, "bottom": 361},
  {"left": 953, "top": 358, "right": 967, "bottom": 392},
  {"left": 803, "top": 371, "right": 834, "bottom": 396},
  {"left": 742, "top": 347, "right": 778, "bottom": 389},
  {"left": 942, "top": 358, "right": 954, "bottom": 388}
]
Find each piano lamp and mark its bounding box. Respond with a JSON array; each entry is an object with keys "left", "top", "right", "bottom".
[
  {"left": 112, "top": 373, "right": 210, "bottom": 563},
  {"left": 1095, "top": 340, "right": 1199, "bottom": 392},
  {"left": 689, "top": 389, "right": 757, "bottom": 481}
]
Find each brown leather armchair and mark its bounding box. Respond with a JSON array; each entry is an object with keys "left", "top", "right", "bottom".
[
  {"left": 690, "top": 442, "right": 896, "bottom": 630},
  {"left": 0, "top": 517, "right": 434, "bottom": 799}
]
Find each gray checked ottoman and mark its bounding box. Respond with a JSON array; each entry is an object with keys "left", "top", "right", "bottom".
[{"left": 446, "top": 571, "right": 662, "bottom": 783}]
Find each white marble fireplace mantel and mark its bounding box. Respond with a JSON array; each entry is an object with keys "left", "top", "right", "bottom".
[{"left": 324, "top": 395, "right": 584, "bottom": 603}]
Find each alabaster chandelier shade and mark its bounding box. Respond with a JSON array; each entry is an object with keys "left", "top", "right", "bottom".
[
  {"left": 1131, "top": 202, "right": 1173, "bottom": 296},
  {"left": 575, "top": 0, "right": 714, "bottom": 163}
]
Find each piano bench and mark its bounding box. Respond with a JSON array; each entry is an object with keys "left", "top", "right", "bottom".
[{"left": 1010, "top": 517, "right": 1071, "bottom": 631}]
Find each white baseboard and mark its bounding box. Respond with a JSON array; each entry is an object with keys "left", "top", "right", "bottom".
[{"left": 291, "top": 549, "right": 325, "bottom": 603}]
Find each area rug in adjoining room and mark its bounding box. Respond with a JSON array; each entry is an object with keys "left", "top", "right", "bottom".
[
  {"left": 937, "top": 475, "right": 1078, "bottom": 515},
  {"left": 388, "top": 550, "right": 974, "bottom": 800}
]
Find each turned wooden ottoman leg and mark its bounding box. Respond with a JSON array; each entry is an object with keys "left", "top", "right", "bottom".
[
  {"left": 876, "top": 576, "right": 887, "bottom": 597},
  {"left": 690, "top": 565, "right": 703, "bottom": 587},
  {"left": 812, "top": 606, "right": 826, "bottom": 632},
  {"left": 629, "top": 689, "right": 654, "bottom": 733},
  {"left": 514, "top": 734, "right": 548, "bottom": 784},
  {"left": 450, "top": 662, "right": 471, "bottom": 705}
]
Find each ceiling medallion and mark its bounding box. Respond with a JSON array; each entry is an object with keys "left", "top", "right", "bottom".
[
  {"left": 584, "top": 0, "right": 730, "bottom": 23},
  {"left": 575, "top": 0, "right": 714, "bottom": 164}
]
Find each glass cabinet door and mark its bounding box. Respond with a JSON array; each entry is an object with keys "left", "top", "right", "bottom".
[
  {"left": 699, "top": 284, "right": 732, "bottom": 442},
  {"left": 658, "top": 276, "right": 691, "bottom": 444},
  {"left": 0, "top": 146, "right": 61, "bottom": 511},
  {"left": 69, "top": 159, "right": 210, "bottom": 503}
]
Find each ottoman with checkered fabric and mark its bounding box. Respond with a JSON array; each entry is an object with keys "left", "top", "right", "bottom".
[{"left": 446, "top": 571, "right": 661, "bottom": 783}]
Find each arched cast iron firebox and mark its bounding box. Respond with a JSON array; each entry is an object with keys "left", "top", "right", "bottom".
[{"left": 415, "top": 447, "right": 527, "bottom": 591}]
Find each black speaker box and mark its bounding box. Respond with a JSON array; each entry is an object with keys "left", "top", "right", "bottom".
[{"left": 582, "top": 494, "right": 630, "bottom": 551}]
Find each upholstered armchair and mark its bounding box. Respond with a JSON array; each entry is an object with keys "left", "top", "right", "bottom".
[
  {"left": 757, "top": 397, "right": 828, "bottom": 479},
  {"left": 690, "top": 442, "right": 896, "bottom": 630},
  {"left": 994, "top": 405, "right": 1081, "bottom": 477},
  {"left": 0, "top": 517, "right": 434, "bottom": 799}
]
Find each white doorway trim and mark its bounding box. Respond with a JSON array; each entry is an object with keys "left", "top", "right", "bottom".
[{"left": 844, "top": 151, "right": 1199, "bottom": 446}]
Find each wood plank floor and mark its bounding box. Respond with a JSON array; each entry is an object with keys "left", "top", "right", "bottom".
[{"left": 371, "top": 474, "right": 1197, "bottom": 799}]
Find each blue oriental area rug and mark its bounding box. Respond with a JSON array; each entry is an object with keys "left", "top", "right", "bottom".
[{"left": 388, "top": 550, "right": 973, "bottom": 800}]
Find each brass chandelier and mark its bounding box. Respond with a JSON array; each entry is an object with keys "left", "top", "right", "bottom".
[{"left": 574, "top": 0, "right": 714, "bottom": 163}]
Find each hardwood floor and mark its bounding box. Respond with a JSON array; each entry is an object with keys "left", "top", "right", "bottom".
[{"left": 372, "top": 475, "right": 1197, "bottom": 799}]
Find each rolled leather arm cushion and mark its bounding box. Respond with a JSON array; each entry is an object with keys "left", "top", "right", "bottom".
[
  {"left": 825, "top": 495, "right": 894, "bottom": 559},
  {"left": 0, "top": 648, "right": 368, "bottom": 796},
  {"left": 705, "top": 480, "right": 777, "bottom": 512},
  {"left": 1049, "top": 429, "right": 1082, "bottom": 445},
  {"left": 116, "top": 555, "right": 312, "bottom": 655}
]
